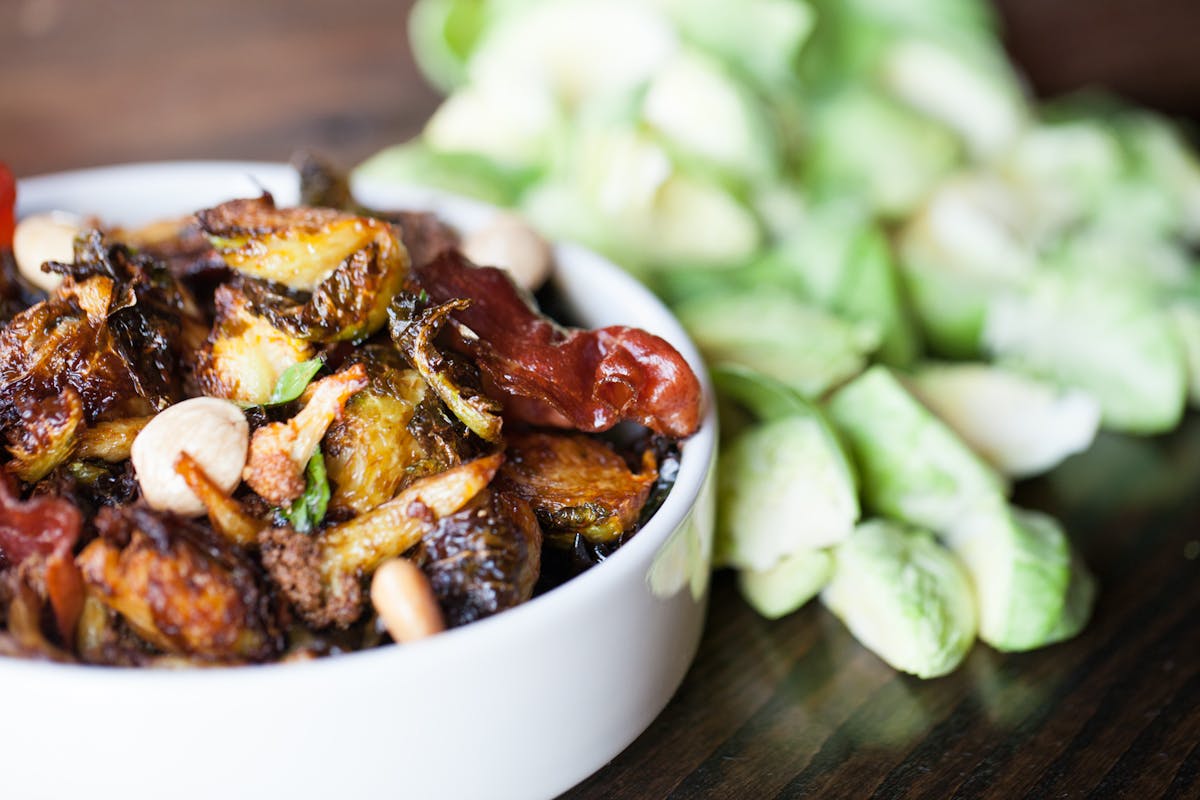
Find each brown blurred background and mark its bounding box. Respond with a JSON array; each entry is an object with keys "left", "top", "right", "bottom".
[{"left": 0, "top": 0, "right": 1197, "bottom": 176}]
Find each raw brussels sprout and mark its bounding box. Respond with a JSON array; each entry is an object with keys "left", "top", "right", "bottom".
[
  {"left": 804, "top": 86, "right": 961, "bottom": 218},
  {"left": 826, "top": 365, "right": 1007, "bottom": 532},
  {"left": 407, "top": 0, "right": 538, "bottom": 93},
  {"left": 354, "top": 141, "right": 530, "bottom": 207},
  {"left": 1121, "top": 111, "right": 1200, "bottom": 242},
  {"left": 905, "top": 362, "right": 1101, "bottom": 478},
  {"left": 983, "top": 262, "right": 1186, "bottom": 434},
  {"left": 1001, "top": 118, "right": 1126, "bottom": 238},
  {"left": 466, "top": 0, "right": 678, "bottom": 110},
  {"left": 718, "top": 416, "right": 858, "bottom": 569},
  {"left": 758, "top": 205, "right": 920, "bottom": 366},
  {"left": 677, "top": 288, "right": 878, "bottom": 399},
  {"left": 898, "top": 173, "right": 1035, "bottom": 358},
  {"left": 642, "top": 51, "right": 782, "bottom": 182},
  {"left": 879, "top": 35, "right": 1027, "bottom": 159},
  {"left": 652, "top": 0, "right": 814, "bottom": 91},
  {"left": 1170, "top": 302, "right": 1200, "bottom": 408},
  {"left": 1042, "top": 546, "right": 1097, "bottom": 646},
  {"left": 713, "top": 365, "right": 858, "bottom": 570},
  {"left": 424, "top": 77, "right": 563, "bottom": 171},
  {"left": 524, "top": 127, "right": 761, "bottom": 271},
  {"left": 738, "top": 547, "right": 833, "bottom": 620},
  {"left": 946, "top": 504, "right": 1090, "bottom": 652},
  {"left": 821, "top": 519, "right": 977, "bottom": 679}
]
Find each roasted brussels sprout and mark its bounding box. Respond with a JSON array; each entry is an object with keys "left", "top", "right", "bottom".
[
  {"left": 199, "top": 196, "right": 409, "bottom": 342},
  {"left": 414, "top": 488, "right": 542, "bottom": 628},
  {"left": 495, "top": 431, "right": 657, "bottom": 545},
  {"left": 262, "top": 453, "right": 501, "bottom": 628},
  {"left": 0, "top": 236, "right": 201, "bottom": 483},
  {"left": 77, "top": 506, "right": 281, "bottom": 662},
  {"left": 293, "top": 151, "right": 460, "bottom": 272},
  {"left": 324, "top": 346, "right": 435, "bottom": 515},
  {"left": 6, "top": 389, "right": 85, "bottom": 482},
  {"left": 193, "top": 283, "right": 317, "bottom": 404}
]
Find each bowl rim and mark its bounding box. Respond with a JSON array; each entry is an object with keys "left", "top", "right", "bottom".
[{"left": 1, "top": 159, "right": 718, "bottom": 685}]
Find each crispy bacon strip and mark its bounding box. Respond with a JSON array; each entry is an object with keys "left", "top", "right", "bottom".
[
  {"left": 415, "top": 251, "right": 702, "bottom": 438},
  {"left": 0, "top": 473, "right": 84, "bottom": 641},
  {"left": 0, "top": 473, "right": 81, "bottom": 568}
]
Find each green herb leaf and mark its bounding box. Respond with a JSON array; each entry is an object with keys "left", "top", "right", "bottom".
[
  {"left": 284, "top": 448, "right": 330, "bottom": 534},
  {"left": 268, "top": 358, "right": 324, "bottom": 405}
]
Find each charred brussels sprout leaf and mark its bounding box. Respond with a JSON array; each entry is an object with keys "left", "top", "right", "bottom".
[
  {"left": 0, "top": 234, "right": 193, "bottom": 451},
  {"left": 268, "top": 357, "right": 325, "bottom": 405},
  {"left": 390, "top": 295, "right": 504, "bottom": 443},
  {"left": 5, "top": 389, "right": 85, "bottom": 482},
  {"left": 282, "top": 449, "right": 331, "bottom": 534}
]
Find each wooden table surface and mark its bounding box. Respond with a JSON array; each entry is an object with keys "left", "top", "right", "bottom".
[{"left": 2, "top": 1, "right": 1197, "bottom": 797}]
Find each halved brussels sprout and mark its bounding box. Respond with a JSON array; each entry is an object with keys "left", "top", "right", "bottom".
[
  {"left": 677, "top": 288, "right": 879, "bottom": 399},
  {"left": 738, "top": 547, "right": 833, "bottom": 620},
  {"left": 826, "top": 365, "right": 1007, "bottom": 531},
  {"left": 803, "top": 86, "right": 961, "bottom": 218},
  {"left": 78, "top": 506, "right": 281, "bottom": 662},
  {"left": 324, "top": 347, "right": 436, "bottom": 516},
  {"left": 982, "top": 262, "right": 1186, "bottom": 434},
  {"left": 494, "top": 430, "right": 657, "bottom": 546},
  {"left": 713, "top": 365, "right": 858, "bottom": 571},
  {"left": 821, "top": 519, "right": 977, "bottom": 679},
  {"left": 946, "top": 504, "right": 1091, "bottom": 652},
  {"left": 905, "top": 362, "right": 1100, "bottom": 478},
  {"left": 200, "top": 196, "right": 409, "bottom": 342},
  {"left": 193, "top": 284, "right": 316, "bottom": 405}
]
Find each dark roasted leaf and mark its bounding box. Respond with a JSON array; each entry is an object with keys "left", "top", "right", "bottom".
[
  {"left": 390, "top": 295, "right": 503, "bottom": 442},
  {"left": 414, "top": 488, "right": 542, "bottom": 628}
]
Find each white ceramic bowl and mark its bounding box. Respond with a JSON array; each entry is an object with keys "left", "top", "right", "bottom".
[{"left": 2, "top": 162, "right": 717, "bottom": 800}]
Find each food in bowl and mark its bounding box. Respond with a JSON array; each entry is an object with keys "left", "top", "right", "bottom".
[{"left": 0, "top": 158, "right": 703, "bottom": 666}]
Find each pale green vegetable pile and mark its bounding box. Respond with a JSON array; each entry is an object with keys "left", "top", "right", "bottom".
[{"left": 360, "top": 0, "right": 1200, "bottom": 677}]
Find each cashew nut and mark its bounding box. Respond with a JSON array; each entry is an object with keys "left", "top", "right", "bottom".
[
  {"left": 460, "top": 212, "right": 553, "bottom": 291},
  {"left": 13, "top": 211, "right": 83, "bottom": 293},
  {"left": 370, "top": 558, "right": 445, "bottom": 643},
  {"left": 131, "top": 397, "right": 250, "bottom": 517}
]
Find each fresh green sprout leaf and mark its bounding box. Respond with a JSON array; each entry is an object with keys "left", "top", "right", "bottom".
[
  {"left": 267, "top": 358, "right": 325, "bottom": 406},
  {"left": 283, "top": 448, "right": 331, "bottom": 534}
]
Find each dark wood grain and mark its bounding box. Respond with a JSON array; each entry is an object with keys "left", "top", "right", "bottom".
[{"left": 1, "top": 1, "right": 1198, "bottom": 798}]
